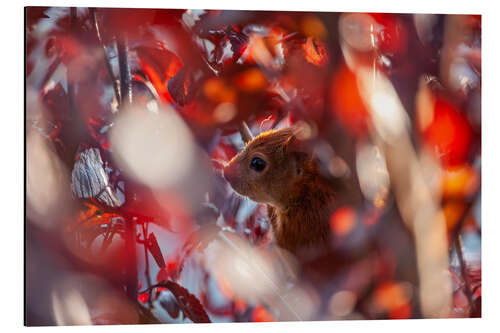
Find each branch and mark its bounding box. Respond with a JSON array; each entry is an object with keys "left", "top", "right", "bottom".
[
  {"left": 141, "top": 223, "right": 153, "bottom": 307},
  {"left": 89, "top": 8, "right": 121, "bottom": 104},
  {"left": 117, "top": 35, "right": 132, "bottom": 107}
]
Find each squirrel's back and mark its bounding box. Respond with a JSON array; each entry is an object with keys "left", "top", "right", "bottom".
[{"left": 267, "top": 156, "right": 340, "bottom": 255}]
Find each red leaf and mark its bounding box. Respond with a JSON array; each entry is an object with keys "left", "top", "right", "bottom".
[
  {"left": 136, "top": 45, "right": 183, "bottom": 103},
  {"left": 163, "top": 281, "right": 211, "bottom": 323},
  {"left": 156, "top": 258, "right": 180, "bottom": 282},
  {"left": 168, "top": 67, "right": 206, "bottom": 106},
  {"left": 302, "top": 37, "right": 329, "bottom": 67},
  {"left": 147, "top": 233, "right": 166, "bottom": 269},
  {"left": 369, "top": 13, "right": 408, "bottom": 56},
  {"left": 157, "top": 268, "right": 169, "bottom": 283}
]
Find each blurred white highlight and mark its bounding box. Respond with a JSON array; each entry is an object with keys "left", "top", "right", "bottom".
[
  {"left": 356, "top": 65, "right": 453, "bottom": 318},
  {"left": 357, "top": 69, "right": 409, "bottom": 142},
  {"left": 329, "top": 290, "right": 357, "bottom": 318},
  {"left": 278, "top": 284, "right": 320, "bottom": 321},
  {"left": 339, "top": 13, "right": 377, "bottom": 52},
  {"left": 205, "top": 231, "right": 302, "bottom": 320},
  {"left": 413, "top": 14, "right": 438, "bottom": 45},
  {"left": 207, "top": 232, "right": 279, "bottom": 302},
  {"left": 110, "top": 106, "right": 195, "bottom": 189},
  {"left": 26, "top": 130, "right": 71, "bottom": 228},
  {"left": 51, "top": 288, "right": 92, "bottom": 326},
  {"left": 213, "top": 102, "right": 237, "bottom": 123},
  {"left": 356, "top": 143, "right": 390, "bottom": 206}
]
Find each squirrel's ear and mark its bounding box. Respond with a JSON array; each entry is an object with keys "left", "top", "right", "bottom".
[
  {"left": 283, "top": 134, "right": 297, "bottom": 152},
  {"left": 283, "top": 132, "right": 308, "bottom": 155},
  {"left": 282, "top": 133, "right": 308, "bottom": 175},
  {"left": 283, "top": 123, "right": 312, "bottom": 152}
]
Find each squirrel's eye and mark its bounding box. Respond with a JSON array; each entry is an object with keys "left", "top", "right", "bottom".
[{"left": 250, "top": 157, "right": 266, "bottom": 172}]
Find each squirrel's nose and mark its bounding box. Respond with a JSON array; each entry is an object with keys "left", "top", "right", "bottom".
[{"left": 222, "top": 163, "right": 236, "bottom": 184}]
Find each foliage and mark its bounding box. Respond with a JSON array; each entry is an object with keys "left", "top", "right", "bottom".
[{"left": 25, "top": 7, "right": 481, "bottom": 325}]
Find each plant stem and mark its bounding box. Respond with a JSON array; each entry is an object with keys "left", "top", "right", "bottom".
[
  {"left": 116, "top": 32, "right": 137, "bottom": 301},
  {"left": 142, "top": 223, "right": 153, "bottom": 307},
  {"left": 89, "top": 8, "right": 121, "bottom": 104},
  {"left": 117, "top": 35, "right": 132, "bottom": 107}
]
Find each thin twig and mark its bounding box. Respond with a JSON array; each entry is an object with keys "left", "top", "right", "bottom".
[
  {"left": 66, "top": 8, "right": 78, "bottom": 116},
  {"left": 100, "top": 222, "right": 113, "bottom": 252},
  {"left": 142, "top": 223, "right": 153, "bottom": 307},
  {"left": 138, "top": 282, "right": 169, "bottom": 295},
  {"left": 89, "top": 8, "right": 121, "bottom": 104}
]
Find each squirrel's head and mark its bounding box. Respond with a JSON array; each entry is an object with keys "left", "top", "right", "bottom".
[{"left": 223, "top": 126, "right": 311, "bottom": 208}]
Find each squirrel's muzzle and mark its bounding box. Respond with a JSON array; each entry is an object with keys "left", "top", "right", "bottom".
[{"left": 222, "top": 163, "right": 236, "bottom": 185}]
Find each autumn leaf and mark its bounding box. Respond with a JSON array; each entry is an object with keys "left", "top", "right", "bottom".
[
  {"left": 162, "top": 281, "right": 211, "bottom": 323},
  {"left": 147, "top": 233, "right": 166, "bottom": 269}
]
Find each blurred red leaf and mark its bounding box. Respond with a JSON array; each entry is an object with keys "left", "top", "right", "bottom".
[
  {"left": 168, "top": 66, "right": 207, "bottom": 106},
  {"left": 203, "top": 77, "right": 237, "bottom": 103},
  {"left": 329, "top": 206, "right": 357, "bottom": 237},
  {"left": 147, "top": 233, "right": 166, "bottom": 269},
  {"left": 251, "top": 306, "right": 275, "bottom": 322},
  {"left": 374, "top": 281, "right": 411, "bottom": 317},
  {"left": 441, "top": 164, "right": 480, "bottom": 199},
  {"left": 330, "top": 65, "right": 369, "bottom": 138},
  {"left": 66, "top": 202, "right": 122, "bottom": 233},
  {"left": 211, "top": 140, "right": 237, "bottom": 164},
  {"left": 389, "top": 302, "right": 411, "bottom": 319},
  {"left": 100, "top": 8, "right": 161, "bottom": 38},
  {"left": 234, "top": 68, "right": 268, "bottom": 92},
  {"left": 422, "top": 98, "right": 474, "bottom": 166},
  {"left": 369, "top": 13, "right": 408, "bottom": 56}
]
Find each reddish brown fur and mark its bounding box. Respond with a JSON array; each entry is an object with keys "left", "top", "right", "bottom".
[{"left": 223, "top": 127, "right": 342, "bottom": 255}]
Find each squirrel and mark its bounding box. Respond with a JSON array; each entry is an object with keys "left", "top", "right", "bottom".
[{"left": 223, "top": 126, "right": 355, "bottom": 257}]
